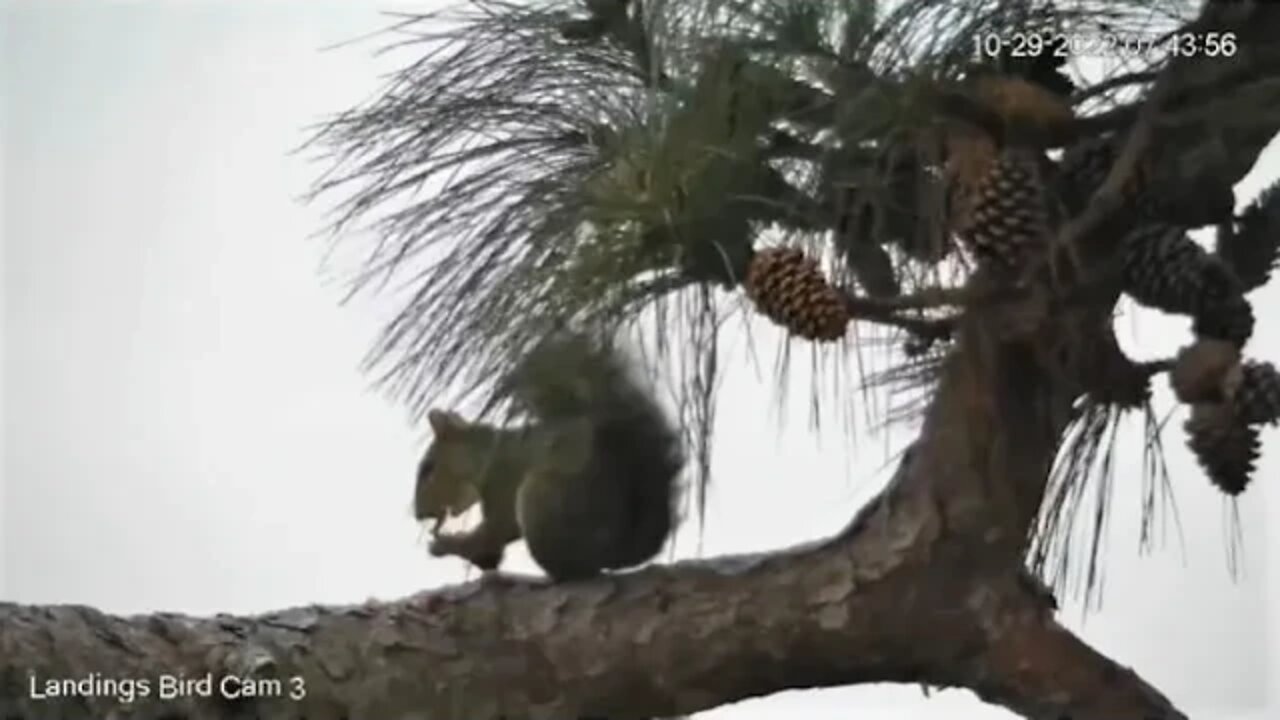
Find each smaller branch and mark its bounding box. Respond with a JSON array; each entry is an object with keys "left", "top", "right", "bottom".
[
  {"left": 840, "top": 289, "right": 960, "bottom": 341},
  {"left": 1088, "top": 75, "right": 1167, "bottom": 213},
  {"left": 1002, "top": 25, "right": 1280, "bottom": 150},
  {"left": 617, "top": 0, "right": 670, "bottom": 89},
  {"left": 561, "top": 0, "right": 669, "bottom": 89},
  {"left": 845, "top": 284, "right": 1017, "bottom": 314},
  {"left": 1052, "top": 104, "right": 1141, "bottom": 147},
  {"left": 968, "top": 584, "right": 1188, "bottom": 720},
  {"left": 1072, "top": 70, "right": 1158, "bottom": 104},
  {"left": 1157, "top": 76, "right": 1280, "bottom": 130},
  {"left": 764, "top": 130, "right": 825, "bottom": 160},
  {"left": 1056, "top": 68, "right": 1176, "bottom": 258},
  {"left": 1057, "top": 19, "right": 1280, "bottom": 261},
  {"left": 839, "top": 281, "right": 1035, "bottom": 344},
  {"left": 845, "top": 302, "right": 957, "bottom": 340}
]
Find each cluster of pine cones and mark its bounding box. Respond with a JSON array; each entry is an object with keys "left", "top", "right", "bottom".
[
  {"left": 1052, "top": 128, "right": 1279, "bottom": 498},
  {"left": 1115, "top": 219, "right": 1267, "bottom": 497},
  {"left": 734, "top": 74, "right": 1279, "bottom": 501},
  {"left": 1108, "top": 210, "right": 1272, "bottom": 498},
  {"left": 1111, "top": 220, "right": 1270, "bottom": 496}
]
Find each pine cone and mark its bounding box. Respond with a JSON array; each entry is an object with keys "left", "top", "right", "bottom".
[
  {"left": 745, "top": 247, "right": 850, "bottom": 342},
  {"left": 1120, "top": 224, "right": 1252, "bottom": 346},
  {"left": 1185, "top": 403, "right": 1259, "bottom": 497},
  {"left": 1191, "top": 295, "right": 1255, "bottom": 348},
  {"left": 955, "top": 151, "right": 1049, "bottom": 271},
  {"left": 1120, "top": 225, "right": 1227, "bottom": 313},
  {"left": 1223, "top": 360, "right": 1280, "bottom": 426}
]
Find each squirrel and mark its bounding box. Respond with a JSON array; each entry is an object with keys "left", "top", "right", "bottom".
[{"left": 413, "top": 332, "right": 687, "bottom": 581}]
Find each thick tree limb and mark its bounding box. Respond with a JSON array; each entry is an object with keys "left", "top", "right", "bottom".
[{"left": 0, "top": 483, "right": 1178, "bottom": 720}]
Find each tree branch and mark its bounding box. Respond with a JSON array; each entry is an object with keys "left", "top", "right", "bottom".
[
  {"left": 838, "top": 282, "right": 1034, "bottom": 344},
  {"left": 0, "top": 481, "right": 1179, "bottom": 720},
  {"left": 844, "top": 283, "right": 1015, "bottom": 314},
  {"left": 967, "top": 582, "right": 1187, "bottom": 720},
  {"left": 1071, "top": 70, "right": 1158, "bottom": 104},
  {"left": 841, "top": 293, "right": 958, "bottom": 340}
]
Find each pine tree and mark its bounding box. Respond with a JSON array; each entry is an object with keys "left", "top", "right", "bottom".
[{"left": 287, "top": 1, "right": 1280, "bottom": 717}]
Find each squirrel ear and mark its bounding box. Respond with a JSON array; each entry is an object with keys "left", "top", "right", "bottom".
[{"left": 427, "top": 409, "right": 467, "bottom": 436}]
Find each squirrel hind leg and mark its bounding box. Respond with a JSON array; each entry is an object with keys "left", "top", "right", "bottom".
[
  {"left": 522, "top": 520, "right": 608, "bottom": 582},
  {"left": 516, "top": 473, "right": 617, "bottom": 582}
]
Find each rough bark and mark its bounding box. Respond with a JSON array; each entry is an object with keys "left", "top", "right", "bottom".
[
  {"left": 4, "top": 2, "right": 1280, "bottom": 720},
  {"left": 0, "top": 479, "right": 1176, "bottom": 720}
]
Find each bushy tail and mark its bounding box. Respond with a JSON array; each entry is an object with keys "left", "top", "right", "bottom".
[
  {"left": 506, "top": 331, "right": 686, "bottom": 578},
  {"left": 593, "top": 380, "right": 686, "bottom": 569}
]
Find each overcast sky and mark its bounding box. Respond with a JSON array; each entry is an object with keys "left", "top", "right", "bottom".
[{"left": 1, "top": 2, "right": 1276, "bottom": 718}]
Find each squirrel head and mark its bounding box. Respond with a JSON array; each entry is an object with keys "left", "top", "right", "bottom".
[{"left": 413, "top": 409, "right": 482, "bottom": 526}]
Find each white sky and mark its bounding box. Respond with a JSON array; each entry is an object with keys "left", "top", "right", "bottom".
[{"left": 1, "top": 2, "right": 1276, "bottom": 718}]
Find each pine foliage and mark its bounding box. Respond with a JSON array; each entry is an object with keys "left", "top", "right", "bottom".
[{"left": 303, "top": 0, "right": 1280, "bottom": 608}]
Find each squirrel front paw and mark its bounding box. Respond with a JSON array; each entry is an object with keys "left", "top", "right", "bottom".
[
  {"left": 429, "top": 533, "right": 504, "bottom": 572},
  {"left": 427, "top": 533, "right": 458, "bottom": 558}
]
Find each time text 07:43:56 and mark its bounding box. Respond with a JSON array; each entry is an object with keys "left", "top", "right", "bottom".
[{"left": 973, "top": 31, "right": 1238, "bottom": 61}]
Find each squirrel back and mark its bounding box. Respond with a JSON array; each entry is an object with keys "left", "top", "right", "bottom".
[{"left": 416, "top": 332, "right": 686, "bottom": 581}]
